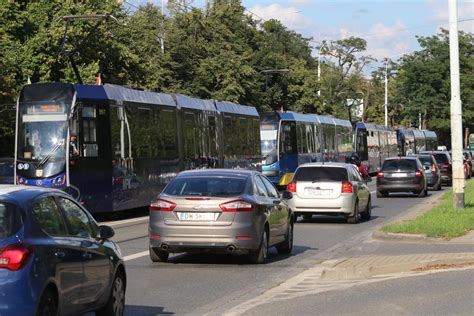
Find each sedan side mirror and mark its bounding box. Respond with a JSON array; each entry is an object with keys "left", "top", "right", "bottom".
[
  {"left": 282, "top": 191, "right": 293, "bottom": 200},
  {"left": 98, "top": 225, "right": 115, "bottom": 240}
]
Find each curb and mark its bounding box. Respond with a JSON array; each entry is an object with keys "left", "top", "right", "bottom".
[
  {"left": 320, "top": 253, "right": 474, "bottom": 280},
  {"left": 371, "top": 190, "right": 447, "bottom": 242}
]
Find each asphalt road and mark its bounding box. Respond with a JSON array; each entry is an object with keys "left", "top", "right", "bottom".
[
  {"left": 244, "top": 269, "right": 474, "bottom": 315},
  {"left": 101, "top": 182, "right": 450, "bottom": 315}
]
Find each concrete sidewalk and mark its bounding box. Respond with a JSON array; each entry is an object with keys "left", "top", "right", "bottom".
[{"left": 321, "top": 252, "right": 474, "bottom": 280}]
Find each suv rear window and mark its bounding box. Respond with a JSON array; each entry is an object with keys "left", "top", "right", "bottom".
[
  {"left": 382, "top": 159, "right": 417, "bottom": 171},
  {"left": 164, "top": 176, "right": 247, "bottom": 197},
  {"left": 432, "top": 154, "right": 449, "bottom": 164},
  {"left": 418, "top": 156, "right": 432, "bottom": 166},
  {"left": 0, "top": 202, "right": 22, "bottom": 239},
  {"left": 293, "top": 167, "right": 348, "bottom": 182}
]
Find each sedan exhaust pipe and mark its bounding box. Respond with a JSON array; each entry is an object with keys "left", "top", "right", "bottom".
[
  {"left": 227, "top": 245, "right": 236, "bottom": 253},
  {"left": 161, "top": 244, "right": 169, "bottom": 251}
]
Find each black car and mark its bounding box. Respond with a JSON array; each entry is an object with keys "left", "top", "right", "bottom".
[
  {"left": 376, "top": 156, "right": 428, "bottom": 197},
  {"left": 417, "top": 154, "right": 442, "bottom": 190},
  {"left": 420, "top": 151, "right": 452, "bottom": 185},
  {"left": 0, "top": 185, "right": 126, "bottom": 315}
]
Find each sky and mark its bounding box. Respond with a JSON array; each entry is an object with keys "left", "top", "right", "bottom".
[{"left": 129, "top": 0, "right": 474, "bottom": 63}]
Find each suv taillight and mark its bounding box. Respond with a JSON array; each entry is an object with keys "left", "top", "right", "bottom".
[
  {"left": 150, "top": 199, "right": 176, "bottom": 211},
  {"left": 287, "top": 181, "right": 297, "bottom": 193},
  {"left": 341, "top": 181, "right": 353, "bottom": 193},
  {"left": 0, "top": 244, "right": 32, "bottom": 271},
  {"left": 377, "top": 172, "right": 384, "bottom": 178},
  {"left": 415, "top": 170, "right": 422, "bottom": 177},
  {"left": 219, "top": 200, "right": 255, "bottom": 212}
]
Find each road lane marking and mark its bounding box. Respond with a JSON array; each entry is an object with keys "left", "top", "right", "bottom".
[
  {"left": 124, "top": 250, "right": 149, "bottom": 261},
  {"left": 101, "top": 216, "right": 149, "bottom": 227},
  {"left": 370, "top": 190, "right": 376, "bottom": 194}
]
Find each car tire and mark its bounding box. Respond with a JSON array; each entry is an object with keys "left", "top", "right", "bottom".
[
  {"left": 96, "top": 270, "right": 126, "bottom": 316},
  {"left": 377, "top": 191, "right": 388, "bottom": 198},
  {"left": 249, "top": 229, "right": 268, "bottom": 264},
  {"left": 347, "top": 201, "right": 359, "bottom": 224},
  {"left": 302, "top": 214, "right": 312, "bottom": 221},
  {"left": 36, "top": 288, "right": 57, "bottom": 316},
  {"left": 276, "top": 222, "right": 293, "bottom": 255},
  {"left": 149, "top": 247, "right": 169, "bottom": 263},
  {"left": 418, "top": 188, "right": 427, "bottom": 197},
  {"left": 360, "top": 197, "right": 371, "bottom": 221}
]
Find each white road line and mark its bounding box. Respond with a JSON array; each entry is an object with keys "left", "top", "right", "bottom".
[
  {"left": 370, "top": 190, "right": 376, "bottom": 194},
  {"left": 124, "top": 250, "right": 149, "bottom": 261},
  {"left": 102, "top": 216, "right": 149, "bottom": 227}
]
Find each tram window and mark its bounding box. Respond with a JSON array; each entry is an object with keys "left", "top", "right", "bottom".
[
  {"left": 184, "top": 113, "right": 197, "bottom": 158},
  {"left": 82, "top": 106, "right": 98, "bottom": 157},
  {"left": 223, "top": 116, "right": 234, "bottom": 156},
  {"left": 161, "top": 110, "right": 178, "bottom": 159},
  {"left": 280, "top": 121, "right": 297, "bottom": 154},
  {"left": 208, "top": 116, "right": 217, "bottom": 156},
  {"left": 253, "top": 119, "right": 260, "bottom": 155}
]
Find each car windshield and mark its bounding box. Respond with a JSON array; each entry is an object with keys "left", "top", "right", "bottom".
[
  {"left": 294, "top": 167, "right": 348, "bottom": 182},
  {"left": 17, "top": 102, "right": 68, "bottom": 162},
  {"left": 163, "top": 176, "right": 248, "bottom": 197},
  {"left": 432, "top": 154, "right": 449, "bottom": 164},
  {"left": 0, "top": 202, "right": 22, "bottom": 239},
  {"left": 382, "top": 159, "right": 417, "bottom": 171},
  {"left": 260, "top": 124, "right": 278, "bottom": 164}
]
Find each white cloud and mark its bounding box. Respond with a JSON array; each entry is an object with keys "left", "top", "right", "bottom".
[
  {"left": 427, "top": 0, "right": 474, "bottom": 33},
  {"left": 247, "top": 4, "right": 314, "bottom": 32}
]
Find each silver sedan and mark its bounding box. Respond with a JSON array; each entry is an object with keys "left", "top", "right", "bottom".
[{"left": 285, "top": 162, "right": 371, "bottom": 224}]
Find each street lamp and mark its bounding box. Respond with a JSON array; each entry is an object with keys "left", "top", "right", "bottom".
[{"left": 317, "top": 41, "right": 328, "bottom": 97}]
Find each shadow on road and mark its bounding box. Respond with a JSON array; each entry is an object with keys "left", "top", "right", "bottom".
[
  {"left": 125, "top": 305, "right": 174, "bottom": 315},
  {"left": 148, "top": 245, "right": 312, "bottom": 266}
]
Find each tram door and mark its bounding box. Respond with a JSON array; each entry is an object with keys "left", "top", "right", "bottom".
[{"left": 69, "top": 103, "right": 112, "bottom": 213}]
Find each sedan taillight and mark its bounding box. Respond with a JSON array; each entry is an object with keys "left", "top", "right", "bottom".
[
  {"left": 415, "top": 170, "right": 422, "bottom": 177},
  {"left": 150, "top": 199, "right": 176, "bottom": 212},
  {"left": 341, "top": 181, "right": 353, "bottom": 193},
  {"left": 377, "top": 172, "right": 384, "bottom": 178},
  {"left": 219, "top": 200, "right": 255, "bottom": 212},
  {"left": 287, "top": 181, "right": 297, "bottom": 193},
  {"left": 0, "top": 244, "right": 32, "bottom": 271}
]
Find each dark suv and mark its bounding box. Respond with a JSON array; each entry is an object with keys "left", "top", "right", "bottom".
[
  {"left": 376, "top": 156, "right": 428, "bottom": 197},
  {"left": 420, "top": 151, "right": 452, "bottom": 185}
]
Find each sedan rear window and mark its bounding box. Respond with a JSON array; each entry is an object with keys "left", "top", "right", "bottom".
[
  {"left": 0, "top": 202, "right": 22, "bottom": 239},
  {"left": 433, "top": 154, "right": 450, "bottom": 164},
  {"left": 382, "top": 159, "right": 417, "bottom": 171},
  {"left": 293, "top": 167, "right": 348, "bottom": 182},
  {"left": 164, "top": 177, "right": 247, "bottom": 197}
]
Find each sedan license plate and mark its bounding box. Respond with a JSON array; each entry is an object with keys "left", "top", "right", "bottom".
[
  {"left": 392, "top": 173, "right": 407, "bottom": 177},
  {"left": 178, "top": 212, "right": 217, "bottom": 221},
  {"left": 305, "top": 188, "right": 332, "bottom": 196}
]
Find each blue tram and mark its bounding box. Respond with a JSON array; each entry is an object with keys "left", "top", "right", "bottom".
[
  {"left": 14, "top": 83, "right": 261, "bottom": 213},
  {"left": 260, "top": 112, "right": 352, "bottom": 187}
]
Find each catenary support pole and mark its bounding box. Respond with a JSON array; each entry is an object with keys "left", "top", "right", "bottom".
[{"left": 448, "top": 0, "right": 464, "bottom": 209}]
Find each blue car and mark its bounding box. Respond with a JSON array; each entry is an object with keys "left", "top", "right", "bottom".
[{"left": 0, "top": 185, "right": 126, "bottom": 315}]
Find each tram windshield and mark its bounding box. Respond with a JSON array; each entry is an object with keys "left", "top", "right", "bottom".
[
  {"left": 260, "top": 123, "right": 278, "bottom": 164},
  {"left": 17, "top": 102, "right": 68, "bottom": 162}
]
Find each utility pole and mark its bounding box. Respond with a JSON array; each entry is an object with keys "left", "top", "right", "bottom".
[
  {"left": 384, "top": 59, "right": 388, "bottom": 127},
  {"left": 448, "top": 0, "right": 464, "bottom": 209},
  {"left": 160, "top": 0, "right": 165, "bottom": 53},
  {"left": 317, "top": 41, "right": 327, "bottom": 97}
]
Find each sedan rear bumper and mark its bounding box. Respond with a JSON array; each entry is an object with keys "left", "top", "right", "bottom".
[
  {"left": 149, "top": 220, "right": 263, "bottom": 254},
  {"left": 377, "top": 183, "right": 424, "bottom": 192},
  {"left": 287, "top": 195, "right": 355, "bottom": 215}
]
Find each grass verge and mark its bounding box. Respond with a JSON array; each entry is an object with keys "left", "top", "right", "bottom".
[{"left": 382, "top": 181, "right": 474, "bottom": 239}]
